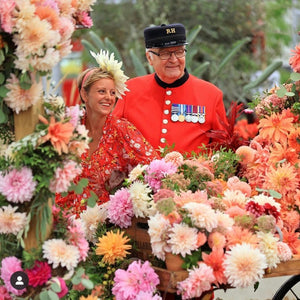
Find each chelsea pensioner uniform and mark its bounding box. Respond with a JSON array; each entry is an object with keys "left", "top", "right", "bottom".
[{"left": 113, "top": 70, "right": 228, "bottom": 154}]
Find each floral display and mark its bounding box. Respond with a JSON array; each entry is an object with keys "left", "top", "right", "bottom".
[
  {"left": 0, "top": 0, "right": 95, "bottom": 125},
  {"left": 0, "top": 0, "right": 299, "bottom": 297}
]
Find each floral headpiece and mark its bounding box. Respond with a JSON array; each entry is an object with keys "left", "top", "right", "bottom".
[{"left": 90, "top": 50, "right": 129, "bottom": 99}]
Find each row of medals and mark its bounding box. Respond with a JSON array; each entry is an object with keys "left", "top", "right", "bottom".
[{"left": 171, "top": 104, "right": 206, "bottom": 124}]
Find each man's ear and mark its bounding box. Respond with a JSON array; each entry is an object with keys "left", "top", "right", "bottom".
[{"left": 146, "top": 51, "right": 154, "bottom": 66}]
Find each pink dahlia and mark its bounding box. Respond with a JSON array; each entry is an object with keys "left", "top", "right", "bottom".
[
  {"left": 177, "top": 263, "right": 215, "bottom": 300},
  {"left": 0, "top": 167, "right": 36, "bottom": 203},
  {"left": 145, "top": 159, "right": 177, "bottom": 192},
  {"left": 49, "top": 160, "right": 81, "bottom": 193},
  {"left": 55, "top": 277, "right": 68, "bottom": 298},
  {"left": 108, "top": 188, "right": 134, "bottom": 228},
  {"left": 26, "top": 261, "right": 51, "bottom": 287},
  {"left": 0, "top": 256, "right": 26, "bottom": 295},
  {"left": 112, "top": 260, "right": 159, "bottom": 300},
  {"left": 0, "top": 0, "right": 15, "bottom": 33},
  {"left": 289, "top": 44, "right": 300, "bottom": 73}
]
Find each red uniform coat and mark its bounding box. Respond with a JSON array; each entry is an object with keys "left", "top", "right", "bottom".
[{"left": 113, "top": 72, "right": 227, "bottom": 154}]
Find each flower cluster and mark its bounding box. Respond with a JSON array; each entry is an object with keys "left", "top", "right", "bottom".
[
  {"left": 0, "top": 96, "right": 91, "bottom": 299},
  {"left": 102, "top": 140, "right": 298, "bottom": 299},
  {"left": 0, "top": 0, "right": 95, "bottom": 117}
]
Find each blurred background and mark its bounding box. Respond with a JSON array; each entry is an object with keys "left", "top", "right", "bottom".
[{"left": 56, "top": 0, "right": 300, "bottom": 111}]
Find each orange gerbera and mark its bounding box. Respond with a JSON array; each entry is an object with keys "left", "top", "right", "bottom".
[
  {"left": 258, "top": 113, "right": 294, "bottom": 145},
  {"left": 79, "top": 295, "right": 98, "bottom": 300},
  {"left": 39, "top": 115, "right": 74, "bottom": 155},
  {"left": 95, "top": 230, "right": 131, "bottom": 264},
  {"left": 263, "top": 163, "right": 299, "bottom": 199}
]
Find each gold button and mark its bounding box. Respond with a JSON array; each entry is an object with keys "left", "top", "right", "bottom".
[
  {"left": 165, "top": 100, "right": 171, "bottom": 105},
  {"left": 163, "top": 119, "right": 168, "bottom": 124},
  {"left": 166, "top": 90, "right": 172, "bottom": 95},
  {"left": 162, "top": 128, "right": 167, "bottom": 134},
  {"left": 164, "top": 109, "right": 169, "bottom": 115}
]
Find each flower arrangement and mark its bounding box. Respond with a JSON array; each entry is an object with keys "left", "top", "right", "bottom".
[
  {"left": 0, "top": 95, "right": 92, "bottom": 299},
  {"left": 0, "top": 0, "right": 95, "bottom": 129}
]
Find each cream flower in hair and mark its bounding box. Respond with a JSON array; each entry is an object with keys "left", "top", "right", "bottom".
[{"left": 90, "top": 50, "right": 129, "bottom": 99}]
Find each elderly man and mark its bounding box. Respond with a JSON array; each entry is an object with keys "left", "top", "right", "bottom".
[{"left": 113, "top": 23, "right": 227, "bottom": 155}]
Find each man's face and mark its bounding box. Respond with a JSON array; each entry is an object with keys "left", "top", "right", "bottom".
[{"left": 146, "top": 46, "right": 186, "bottom": 84}]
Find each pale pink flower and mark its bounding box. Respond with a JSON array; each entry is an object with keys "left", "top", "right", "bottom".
[
  {"left": 164, "top": 151, "right": 184, "bottom": 167},
  {"left": 0, "top": 256, "right": 26, "bottom": 295},
  {"left": 183, "top": 202, "right": 218, "bottom": 232},
  {"left": 148, "top": 213, "right": 171, "bottom": 260},
  {"left": 227, "top": 176, "right": 252, "bottom": 197},
  {"left": 108, "top": 188, "right": 134, "bottom": 228},
  {"left": 42, "top": 239, "right": 80, "bottom": 270},
  {"left": 0, "top": 205, "right": 27, "bottom": 235},
  {"left": 257, "top": 231, "right": 280, "bottom": 269},
  {"left": 222, "top": 189, "right": 247, "bottom": 209},
  {"left": 168, "top": 223, "right": 199, "bottom": 257},
  {"left": 177, "top": 263, "right": 215, "bottom": 300},
  {"left": 4, "top": 74, "right": 43, "bottom": 113},
  {"left": 67, "top": 218, "right": 89, "bottom": 262},
  {"left": 277, "top": 241, "right": 293, "bottom": 262},
  {"left": 112, "top": 260, "right": 159, "bottom": 300},
  {"left": 0, "top": 167, "right": 36, "bottom": 203},
  {"left": 174, "top": 190, "right": 209, "bottom": 207},
  {"left": 58, "top": 16, "right": 75, "bottom": 41},
  {"left": 49, "top": 160, "right": 82, "bottom": 193},
  {"left": 0, "top": 0, "right": 16, "bottom": 33},
  {"left": 223, "top": 243, "right": 267, "bottom": 288},
  {"left": 65, "top": 104, "right": 83, "bottom": 128},
  {"left": 136, "top": 291, "right": 162, "bottom": 300},
  {"left": 80, "top": 204, "right": 108, "bottom": 242}
]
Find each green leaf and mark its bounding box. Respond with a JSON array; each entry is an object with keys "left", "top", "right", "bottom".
[
  {"left": 269, "top": 189, "right": 282, "bottom": 199},
  {"left": 285, "top": 91, "right": 295, "bottom": 97},
  {"left": 0, "top": 49, "right": 4, "bottom": 65},
  {"left": 254, "top": 281, "right": 259, "bottom": 292},
  {"left": 50, "top": 282, "right": 61, "bottom": 293},
  {"left": 0, "top": 72, "right": 5, "bottom": 85},
  {"left": 0, "top": 85, "right": 9, "bottom": 97},
  {"left": 186, "top": 25, "right": 202, "bottom": 45},
  {"left": 88, "top": 31, "right": 106, "bottom": 50},
  {"left": 19, "top": 72, "right": 32, "bottom": 90},
  {"left": 0, "top": 108, "right": 7, "bottom": 124},
  {"left": 48, "top": 290, "right": 59, "bottom": 300},
  {"left": 104, "top": 37, "right": 122, "bottom": 62},
  {"left": 87, "top": 191, "right": 98, "bottom": 207},
  {"left": 290, "top": 72, "right": 300, "bottom": 81},
  {"left": 212, "top": 37, "right": 252, "bottom": 79},
  {"left": 129, "top": 49, "right": 147, "bottom": 76},
  {"left": 74, "top": 178, "right": 89, "bottom": 194},
  {"left": 276, "top": 86, "right": 287, "bottom": 97},
  {"left": 39, "top": 291, "right": 51, "bottom": 300},
  {"left": 81, "top": 39, "right": 98, "bottom": 54},
  {"left": 81, "top": 278, "right": 94, "bottom": 289},
  {"left": 243, "top": 61, "right": 283, "bottom": 91}
]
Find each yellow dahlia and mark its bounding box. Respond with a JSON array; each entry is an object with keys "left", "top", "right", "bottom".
[{"left": 95, "top": 230, "right": 131, "bottom": 264}]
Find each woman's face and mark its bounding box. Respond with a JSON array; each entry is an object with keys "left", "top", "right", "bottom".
[{"left": 83, "top": 78, "right": 116, "bottom": 116}]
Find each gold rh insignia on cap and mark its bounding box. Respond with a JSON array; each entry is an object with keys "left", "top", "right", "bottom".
[{"left": 166, "top": 28, "right": 176, "bottom": 34}]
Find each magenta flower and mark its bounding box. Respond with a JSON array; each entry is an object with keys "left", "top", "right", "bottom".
[
  {"left": 55, "top": 277, "right": 68, "bottom": 298},
  {"left": 26, "top": 261, "right": 51, "bottom": 287},
  {"left": 0, "top": 285, "right": 12, "bottom": 300},
  {"left": 0, "top": 256, "right": 26, "bottom": 296},
  {"left": 0, "top": 167, "right": 36, "bottom": 203},
  {"left": 108, "top": 188, "right": 134, "bottom": 228},
  {"left": 112, "top": 260, "right": 159, "bottom": 300},
  {"left": 145, "top": 159, "right": 177, "bottom": 192}
]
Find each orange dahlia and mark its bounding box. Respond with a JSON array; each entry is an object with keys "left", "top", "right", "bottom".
[
  {"left": 95, "top": 230, "right": 131, "bottom": 264},
  {"left": 258, "top": 112, "right": 294, "bottom": 145}
]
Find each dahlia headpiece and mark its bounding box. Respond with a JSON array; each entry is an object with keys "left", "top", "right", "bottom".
[{"left": 90, "top": 50, "right": 129, "bottom": 99}]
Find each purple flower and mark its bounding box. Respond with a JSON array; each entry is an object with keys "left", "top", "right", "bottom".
[
  {"left": 0, "top": 167, "right": 36, "bottom": 203},
  {"left": 108, "top": 188, "right": 134, "bottom": 228}
]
